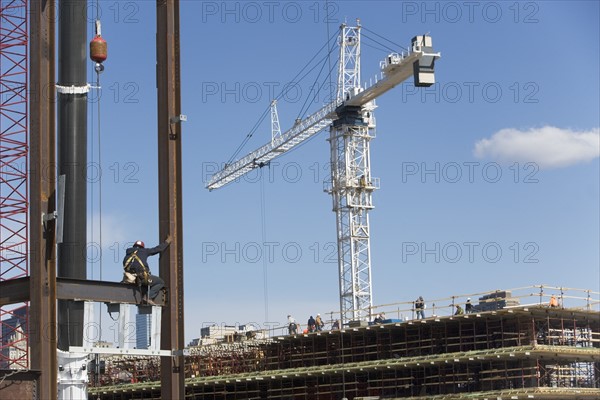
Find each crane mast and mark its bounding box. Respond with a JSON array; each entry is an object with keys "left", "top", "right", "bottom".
[
  {"left": 206, "top": 23, "right": 440, "bottom": 325},
  {"left": 327, "top": 22, "right": 378, "bottom": 323}
]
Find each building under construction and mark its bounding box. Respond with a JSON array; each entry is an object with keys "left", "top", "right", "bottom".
[
  {"left": 84, "top": 288, "right": 600, "bottom": 399},
  {"left": 1, "top": 2, "right": 599, "bottom": 400}
]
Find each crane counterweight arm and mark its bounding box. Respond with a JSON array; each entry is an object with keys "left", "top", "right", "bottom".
[{"left": 206, "top": 35, "right": 440, "bottom": 191}]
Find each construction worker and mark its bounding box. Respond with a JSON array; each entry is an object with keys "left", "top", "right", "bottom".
[
  {"left": 315, "top": 314, "right": 324, "bottom": 331},
  {"left": 307, "top": 315, "right": 316, "bottom": 332},
  {"left": 359, "top": 175, "right": 367, "bottom": 188},
  {"left": 374, "top": 312, "right": 387, "bottom": 324},
  {"left": 549, "top": 295, "right": 559, "bottom": 308},
  {"left": 415, "top": 296, "right": 426, "bottom": 319},
  {"left": 287, "top": 315, "right": 298, "bottom": 335},
  {"left": 455, "top": 304, "right": 464, "bottom": 315},
  {"left": 123, "top": 235, "right": 171, "bottom": 305},
  {"left": 465, "top": 298, "right": 473, "bottom": 313}
]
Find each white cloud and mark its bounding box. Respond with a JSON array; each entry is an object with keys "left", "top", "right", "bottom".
[{"left": 474, "top": 126, "right": 600, "bottom": 169}]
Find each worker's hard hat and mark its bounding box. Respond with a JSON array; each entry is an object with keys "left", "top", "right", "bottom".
[
  {"left": 467, "top": 298, "right": 471, "bottom": 301},
  {"left": 134, "top": 240, "right": 145, "bottom": 248},
  {"left": 317, "top": 314, "right": 320, "bottom": 316}
]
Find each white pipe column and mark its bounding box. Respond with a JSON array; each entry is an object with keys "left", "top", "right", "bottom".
[
  {"left": 118, "top": 304, "right": 132, "bottom": 349},
  {"left": 57, "top": 350, "right": 88, "bottom": 400},
  {"left": 150, "top": 306, "right": 161, "bottom": 351},
  {"left": 82, "top": 301, "right": 95, "bottom": 348}
]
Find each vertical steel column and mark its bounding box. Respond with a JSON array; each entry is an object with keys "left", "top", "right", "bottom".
[
  {"left": 156, "top": 0, "right": 185, "bottom": 397},
  {"left": 29, "top": 0, "right": 57, "bottom": 398},
  {"left": 56, "top": 0, "right": 87, "bottom": 350}
]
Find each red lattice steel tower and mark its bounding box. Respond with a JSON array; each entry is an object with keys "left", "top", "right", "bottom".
[{"left": 0, "top": 0, "right": 29, "bottom": 369}]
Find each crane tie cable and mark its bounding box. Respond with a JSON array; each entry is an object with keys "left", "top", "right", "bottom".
[
  {"left": 225, "top": 30, "right": 339, "bottom": 164},
  {"left": 362, "top": 26, "right": 408, "bottom": 52}
]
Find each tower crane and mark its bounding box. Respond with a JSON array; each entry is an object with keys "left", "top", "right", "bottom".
[{"left": 206, "top": 22, "right": 440, "bottom": 324}]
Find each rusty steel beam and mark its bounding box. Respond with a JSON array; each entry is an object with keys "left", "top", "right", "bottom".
[
  {"left": 0, "top": 277, "right": 166, "bottom": 306},
  {"left": 156, "top": 0, "right": 185, "bottom": 397},
  {"left": 0, "top": 369, "right": 41, "bottom": 398},
  {"left": 56, "top": 278, "right": 166, "bottom": 305},
  {"left": 29, "top": 0, "right": 57, "bottom": 398},
  {"left": 0, "top": 277, "right": 30, "bottom": 306}
]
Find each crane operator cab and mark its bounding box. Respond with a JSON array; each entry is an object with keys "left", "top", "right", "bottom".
[{"left": 411, "top": 35, "right": 438, "bottom": 87}]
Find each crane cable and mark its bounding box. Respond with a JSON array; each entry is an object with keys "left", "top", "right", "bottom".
[
  {"left": 225, "top": 30, "right": 339, "bottom": 165},
  {"left": 243, "top": 48, "right": 339, "bottom": 167},
  {"left": 90, "top": 9, "right": 104, "bottom": 282},
  {"left": 260, "top": 174, "right": 268, "bottom": 323},
  {"left": 96, "top": 63, "right": 103, "bottom": 285},
  {"left": 227, "top": 49, "right": 335, "bottom": 165},
  {"left": 361, "top": 40, "right": 396, "bottom": 55},
  {"left": 362, "top": 26, "right": 408, "bottom": 52},
  {"left": 297, "top": 54, "right": 339, "bottom": 121},
  {"left": 89, "top": 8, "right": 105, "bottom": 340},
  {"left": 258, "top": 18, "right": 339, "bottom": 320},
  {"left": 295, "top": 42, "right": 337, "bottom": 120}
]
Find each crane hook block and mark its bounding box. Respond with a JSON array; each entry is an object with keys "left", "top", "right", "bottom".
[{"left": 90, "top": 35, "right": 107, "bottom": 64}]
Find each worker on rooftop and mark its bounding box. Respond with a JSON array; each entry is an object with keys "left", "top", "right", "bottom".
[
  {"left": 465, "top": 298, "right": 473, "bottom": 314},
  {"left": 287, "top": 315, "right": 298, "bottom": 335},
  {"left": 315, "top": 314, "right": 324, "bottom": 331},
  {"left": 374, "top": 312, "right": 387, "bottom": 324},
  {"left": 307, "top": 315, "right": 316, "bottom": 333},
  {"left": 454, "top": 304, "right": 464, "bottom": 315},
  {"left": 415, "top": 296, "right": 426, "bottom": 319}
]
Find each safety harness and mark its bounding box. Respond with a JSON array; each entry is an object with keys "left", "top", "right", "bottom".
[{"left": 122, "top": 250, "right": 149, "bottom": 285}]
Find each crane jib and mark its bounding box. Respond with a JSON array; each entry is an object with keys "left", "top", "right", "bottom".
[{"left": 207, "top": 34, "right": 440, "bottom": 191}]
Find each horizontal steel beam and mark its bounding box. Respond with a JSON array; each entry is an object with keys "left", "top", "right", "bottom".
[
  {"left": 69, "top": 346, "right": 175, "bottom": 357},
  {"left": 0, "top": 277, "right": 30, "bottom": 306},
  {"left": 56, "top": 278, "right": 166, "bottom": 306},
  {"left": 0, "top": 277, "right": 165, "bottom": 307}
]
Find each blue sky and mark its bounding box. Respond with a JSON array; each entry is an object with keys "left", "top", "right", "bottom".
[{"left": 83, "top": 1, "right": 599, "bottom": 343}]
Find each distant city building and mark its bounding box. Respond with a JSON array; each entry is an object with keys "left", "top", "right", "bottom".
[
  {"left": 199, "top": 324, "right": 263, "bottom": 345},
  {"left": 93, "top": 340, "right": 113, "bottom": 348},
  {"left": 136, "top": 313, "right": 152, "bottom": 349},
  {"left": 0, "top": 306, "right": 28, "bottom": 369},
  {"left": 200, "top": 325, "right": 238, "bottom": 341}
]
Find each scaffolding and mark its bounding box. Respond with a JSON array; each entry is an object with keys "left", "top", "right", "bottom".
[
  {"left": 88, "top": 286, "right": 600, "bottom": 399},
  {"left": 0, "top": 0, "right": 29, "bottom": 371}
]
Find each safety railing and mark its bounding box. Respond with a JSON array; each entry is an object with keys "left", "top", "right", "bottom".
[{"left": 265, "top": 284, "right": 600, "bottom": 338}]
